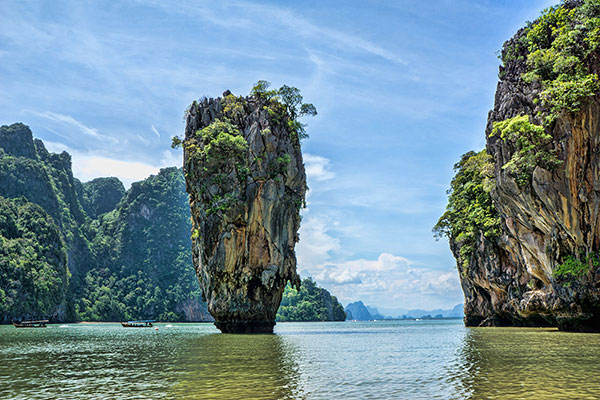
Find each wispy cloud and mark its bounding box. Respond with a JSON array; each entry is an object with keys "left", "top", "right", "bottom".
[
  {"left": 26, "top": 111, "right": 119, "bottom": 147},
  {"left": 138, "top": 0, "right": 406, "bottom": 66},
  {"left": 151, "top": 125, "right": 161, "bottom": 138},
  {"left": 37, "top": 112, "right": 107, "bottom": 140}
]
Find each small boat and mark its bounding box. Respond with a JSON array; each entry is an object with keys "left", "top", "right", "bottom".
[
  {"left": 121, "top": 320, "right": 154, "bottom": 328},
  {"left": 13, "top": 320, "right": 49, "bottom": 328}
]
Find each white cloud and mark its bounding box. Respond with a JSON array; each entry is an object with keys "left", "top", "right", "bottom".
[
  {"left": 308, "top": 253, "right": 462, "bottom": 310},
  {"left": 44, "top": 141, "right": 175, "bottom": 188},
  {"left": 151, "top": 125, "right": 161, "bottom": 138},
  {"left": 296, "top": 214, "right": 340, "bottom": 268},
  {"left": 296, "top": 207, "right": 461, "bottom": 309},
  {"left": 35, "top": 111, "right": 117, "bottom": 143},
  {"left": 303, "top": 153, "right": 335, "bottom": 182}
]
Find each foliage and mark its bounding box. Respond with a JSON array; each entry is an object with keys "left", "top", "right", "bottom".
[
  {"left": 251, "top": 80, "right": 278, "bottom": 100},
  {"left": 82, "top": 177, "right": 125, "bottom": 219},
  {"left": 223, "top": 94, "right": 247, "bottom": 120},
  {"left": 171, "top": 136, "right": 182, "bottom": 149},
  {"left": 491, "top": 115, "right": 562, "bottom": 186},
  {"left": 80, "top": 167, "right": 208, "bottom": 322},
  {"left": 267, "top": 154, "right": 291, "bottom": 178},
  {"left": 553, "top": 253, "right": 597, "bottom": 281},
  {"left": 502, "top": 1, "right": 600, "bottom": 124},
  {"left": 250, "top": 80, "right": 317, "bottom": 141},
  {"left": 0, "top": 196, "right": 68, "bottom": 321},
  {"left": 196, "top": 120, "right": 248, "bottom": 165},
  {"left": 276, "top": 278, "right": 346, "bottom": 322},
  {"left": 433, "top": 150, "right": 501, "bottom": 273}
]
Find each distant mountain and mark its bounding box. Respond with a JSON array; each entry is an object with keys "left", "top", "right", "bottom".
[
  {"left": 347, "top": 303, "right": 465, "bottom": 320},
  {"left": 345, "top": 301, "right": 373, "bottom": 320},
  {"left": 377, "top": 304, "right": 464, "bottom": 319}
]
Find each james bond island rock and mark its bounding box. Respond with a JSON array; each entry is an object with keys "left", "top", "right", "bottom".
[
  {"left": 436, "top": 0, "right": 600, "bottom": 331},
  {"left": 181, "top": 82, "right": 312, "bottom": 333}
]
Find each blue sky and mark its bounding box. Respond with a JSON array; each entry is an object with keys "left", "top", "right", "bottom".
[{"left": 0, "top": 0, "right": 555, "bottom": 310}]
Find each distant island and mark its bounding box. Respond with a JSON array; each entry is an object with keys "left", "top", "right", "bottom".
[{"left": 344, "top": 300, "right": 463, "bottom": 320}]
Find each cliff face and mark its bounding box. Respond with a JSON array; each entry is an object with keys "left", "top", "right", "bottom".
[
  {"left": 183, "top": 90, "right": 307, "bottom": 333},
  {"left": 449, "top": 0, "right": 600, "bottom": 331}
]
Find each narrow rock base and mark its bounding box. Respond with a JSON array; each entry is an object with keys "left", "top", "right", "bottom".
[{"left": 215, "top": 320, "right": 276, "bottom": 334}]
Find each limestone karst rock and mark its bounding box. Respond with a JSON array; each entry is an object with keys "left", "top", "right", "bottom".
[
  {"left": 183, "top": 89, "right": 307, "bottom": 333},
  {"left": 440, "top": 0, "right": 600, "bottom": 331}
]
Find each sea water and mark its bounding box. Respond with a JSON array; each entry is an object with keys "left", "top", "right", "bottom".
[{"left": 1, "top": 320, "right": 599, "bottom": 399}]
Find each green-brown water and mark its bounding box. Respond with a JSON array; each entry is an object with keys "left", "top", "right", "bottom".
[{"left": 1, "top": 320, "right": 599, "bottom": 399}]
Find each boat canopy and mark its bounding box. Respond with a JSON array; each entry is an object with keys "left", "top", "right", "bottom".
[
  {"left": 17, "top": 320, "right": 49, "bottom": 323},
  {"left": 127, "top": 320, "right": 155, "bottom": 323}
]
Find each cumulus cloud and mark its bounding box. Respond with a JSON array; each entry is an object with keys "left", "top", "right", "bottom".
[
  {"left": 296, "top": 214, "right": 340, "bottom": 268},
  {"left": 304, "top": 153, "right": 335, "bottom": 182},
  {"left": 308, "top": 254, "right": 462, "bottom": 310}
]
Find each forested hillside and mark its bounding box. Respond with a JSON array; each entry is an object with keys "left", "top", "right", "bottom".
[
  {"left": 277, "top": 278, "right": 346, "bottom": 322},
  {"left": 0, "top": 123, "right": 210, "bottom": 322},
  {"left": 0, "top": 197, "right": 69, "bottom": 322},
  {"left": 79, "top": 167, "right": 210, "bottom": 321},
  {"left": 0, "top": 123, "right": 344, "bottom": 323}
]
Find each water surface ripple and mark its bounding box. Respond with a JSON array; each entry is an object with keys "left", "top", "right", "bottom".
[{"left": 1, "top": 320, "right": 599, "bottom": 399}]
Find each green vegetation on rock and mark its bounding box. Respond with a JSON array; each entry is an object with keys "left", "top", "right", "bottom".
[
  {"left": 82, "top": 177, "right": 125, "bottom": 219},
  {"left": 491, "top": 115, "right": 562, "bottom": 186},
  {"left": 0, "top": 196, "right": 68, "bottom": 321},
  {"left": 276, "top": 278, "right": 346, "bottom": 322},
  {"left": 433, "top": 150, "right": 501, "bottom": 273},
  {"left": 502, "top": 0, "right": 600, "bottom": 124},
  {"left": 0, "top": 123, "right": 210, "bottom": 322},
  {"left": 554, "top": 253, "right": 596, "bottom": 280}
]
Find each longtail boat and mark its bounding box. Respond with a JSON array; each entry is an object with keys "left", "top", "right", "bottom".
[
  {"left": 13, "top": 320, "right": 48, "bottom": 328},
  {"left": 121, "top": 320, "right": 154, "bottom": 327}
]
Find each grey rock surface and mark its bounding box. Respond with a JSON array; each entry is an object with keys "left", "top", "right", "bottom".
[{"left": 183, "top": 92, "right": 306, "bottom": 333}]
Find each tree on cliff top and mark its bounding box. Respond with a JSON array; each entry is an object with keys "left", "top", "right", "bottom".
[{"left": 251, "top": 80, "right": 317, "bottom": 140}]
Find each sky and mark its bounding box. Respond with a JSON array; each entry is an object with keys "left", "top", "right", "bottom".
[{"left": 0, "top": 0, "right": 556, "bottom": 311}]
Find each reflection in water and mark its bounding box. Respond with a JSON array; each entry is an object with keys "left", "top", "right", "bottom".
[
  {"left": 2, "top": 321, "right": 600, "bottom": 399},
  {"left": 455, "top": 327, "right": 600, "bottom": 400},
  {"left": 170, "top": 333, "right": 302, "bottom": 399}
]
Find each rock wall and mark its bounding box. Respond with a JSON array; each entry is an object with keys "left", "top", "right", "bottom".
[
  {"left": 454, "top": 1, "right": 600, "bottom": 331},
  {"left": 183, "top": 91, "right": 306, "bottom": 333}
]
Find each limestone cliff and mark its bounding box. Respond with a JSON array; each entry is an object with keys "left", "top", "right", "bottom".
[
  {"left": 183, "top": 87, "right": 308, "bottom": 333},
  {"left": 439, "top": 0, "right": 600, "bottom": 331}
]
